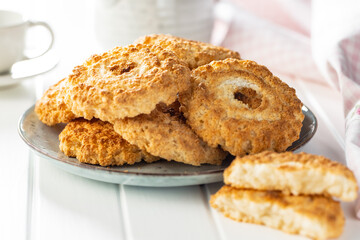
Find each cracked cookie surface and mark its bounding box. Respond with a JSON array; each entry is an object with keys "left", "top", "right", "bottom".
[
  {"left": 179, "top": 59, "right": 304, "bottom": 156},
  {"left": 135, "top": 34, "right": 240, "bottom": 69},
  {"left": 114, "top": 102, "right": 227, "bottom": 166},
  {"left": 210, "top": 186, "right": 344, "bottom": 240},
  {"left": 35, "top": 78, "right": 77, "bottom": 126},
  {"left": 59, "top": 119, "right": 159, "bottom": 166},
  {"left": 65, "top": 43, "right": 191, "bottom": 123},
  {"left": 224, "top": 151, "right": 358, "bottom": 201}
]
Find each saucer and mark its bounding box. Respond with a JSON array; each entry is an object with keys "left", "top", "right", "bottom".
[
  {"left": 0, "top": 74, "right": 23, "bottom": 87},
  {"left": 0, "top": 52, "right": 58, "bottom": 88}
]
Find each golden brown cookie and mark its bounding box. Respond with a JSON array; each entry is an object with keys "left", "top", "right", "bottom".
[
  {"left": 114, "top": 102, "right": 227, "bottom": 166},
  {"left": 35, "top": 78, "right": 77, "bottom": 126},
  {"left": 64, "top": 43, "right": 191, "bottom": 123},
  {"left": 210, "top": 186, "right": 344, "bottom": 240},
  {"left": 224, "top": 151, "right": 358, "bottom": 201},
  {"left": 59, "top": 119, "right": 159, "bottom": 166},
  {"left": 179, "top": 59, "right": 304, "bottom": 156},
  {"left": 135, "top": 34, "right": 240, "bottom": 69}
]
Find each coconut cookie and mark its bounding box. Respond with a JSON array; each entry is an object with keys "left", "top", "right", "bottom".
[
  {"left": 114, "top": 101, "right": 227, "bottom": 166},
  {"left": 135, "top": 34, "right": 240, "bottom": 69},
  {"left": 179, "top": 59, "right": 304, "bottom": 156},
  {"left": 59, "top": 119, "right": 159, "bottom": 166},
  {"left": 210, "top": 186, "right": 344, "bottom": 240},
  {"left": 224, "top": 151, "right": 358, "bottom": 201},
  {"left": 65, "top": 43, "right": 191, "bottom": 123},
  {"left": 35, "top": 78, "right": 77, "bottom": 126}
]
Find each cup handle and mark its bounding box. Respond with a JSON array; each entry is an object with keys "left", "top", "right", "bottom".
[{"left": 24, "top": 21, "right": 55, "bottom": 59}]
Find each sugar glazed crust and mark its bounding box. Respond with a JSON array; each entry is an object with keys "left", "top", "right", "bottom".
[
  {"left": 224, "top": 151, "right": 358, "bottom": 201},
  {"left": 114, "top": 101, "right": 228, "bottom": 166},
  {"left": 65, "top": 43, "right": 191, "bottom": 123},
  {"left": 179, "top": 59, "right": 304, "bottom": 156},
  {"left": 35, "top": 78, "right": 77, "bottom": 126},
  {"left": 135, "top": 34, "right": 241, "bottom": 69},
  {"left": 59, "top": 119, "right": 159, "bottom": 166},
  {"left": 210, "top": 186, "right": 344, "bottom": 240}
]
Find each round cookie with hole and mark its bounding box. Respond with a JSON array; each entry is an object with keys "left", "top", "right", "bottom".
[
  {"left": 179, "top": 59, "right": 304, "bottom": 156},
  {"left": 65, "top": 43, "right": 191, "bottom": 123}
]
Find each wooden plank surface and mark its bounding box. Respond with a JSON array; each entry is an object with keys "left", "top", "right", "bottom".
[
  {"left": 119, "top": 184, "right": 219, "bottom": 240},
  {"left": 29, "top": 155, "right": 124, "bottom": 240},
  {"left": 0, "top": 81, "right": 36, "bottom": 240}
]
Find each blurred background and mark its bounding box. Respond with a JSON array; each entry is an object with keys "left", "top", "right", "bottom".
[
  {"left": 0, "top": 0, "right": 315, "bottom": 87},
  {"left": 0, "top": 0, "right": 217, "bottom": 77},
  {"left": 1, "top": 0, "right": 100, "bottom": 74}
]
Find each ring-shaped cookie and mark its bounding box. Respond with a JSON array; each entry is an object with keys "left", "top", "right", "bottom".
[
  {"left": 179, "top": 59, "right": 304, "bottom": 156},
  {"left": 65, "top": 43, "right": 191, "bottom": 123}
]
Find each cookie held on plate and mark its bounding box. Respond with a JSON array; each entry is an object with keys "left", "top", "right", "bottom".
[
  {"left": 114, "top": 101, "right": 228, "bottom": 166},
  {"left": 65, "top": 43, "right": 191, "bottom": 123},
  {"left": 135, "top": 34, "right": 241, "bottom": 69},
  {"left": 210, "top": 186, "right": 344, "bottom": 240},
  {"left": 224, "top": 151, "right": 358, "bottom": 201},
  {"left": 59, "top": 119, "right": 159, "bottom": 166},
  {"left": 179, "top": 59, "right": 304, "bottom": 156}
]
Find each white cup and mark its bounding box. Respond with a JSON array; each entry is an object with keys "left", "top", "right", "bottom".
[
  {"left": 94, "top": 0, "right": 214, "bottom": 49},
  {"left": 0, "top": 10, "right": 54, "bottom": 74}
]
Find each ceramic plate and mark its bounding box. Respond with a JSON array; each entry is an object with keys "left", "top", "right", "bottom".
[
  {"left": 18, "top": 105, "right": 317, "bottom": 187},
  {"left": 0, "top": 52, "right": 58, "bottom": 88}
]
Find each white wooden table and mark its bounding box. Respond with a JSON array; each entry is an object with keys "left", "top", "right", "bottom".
[{"left": 1, "top": 0, "right": 360, "bottom": 239}]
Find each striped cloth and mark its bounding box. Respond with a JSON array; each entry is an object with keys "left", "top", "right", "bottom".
[{"left": 215, "top": 0, "right": 360, "bottom": 217}]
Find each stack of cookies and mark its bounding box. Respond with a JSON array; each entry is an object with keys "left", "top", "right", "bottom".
[
  {"left": 35, "top": 34, "right": 304, "bottom": 166},
  {"left": 210, "top": 151, "right": 358, "bottom": 239}
]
